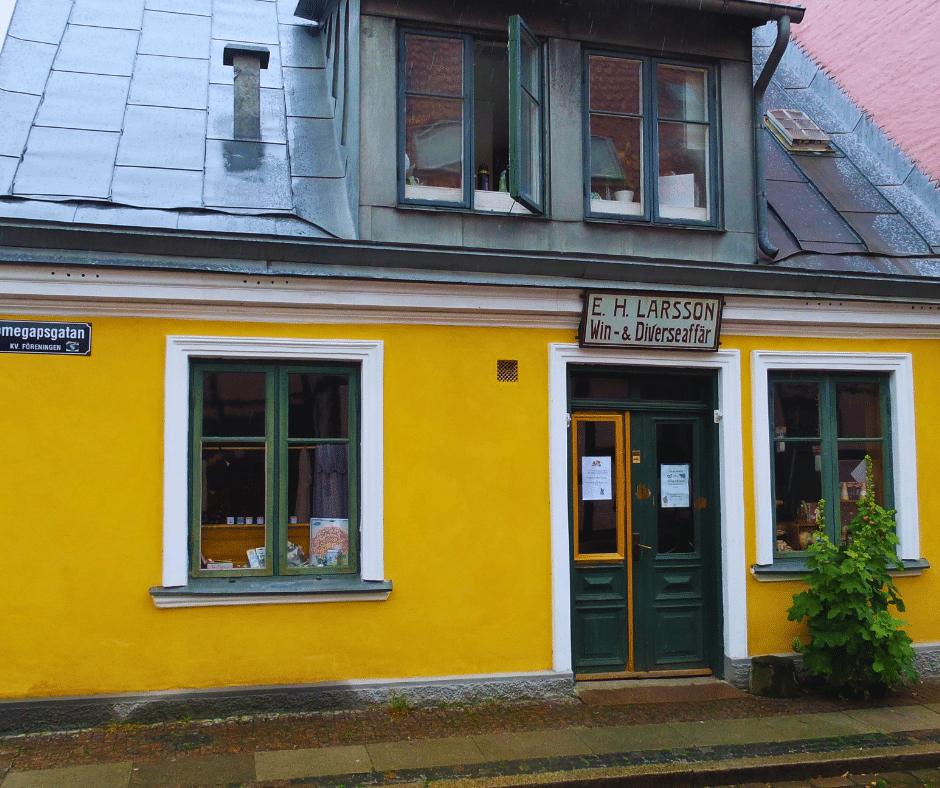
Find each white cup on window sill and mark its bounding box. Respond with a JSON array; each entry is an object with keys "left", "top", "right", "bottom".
[{"left": 614, "top": 190, "right": 635, "bottom": 202}]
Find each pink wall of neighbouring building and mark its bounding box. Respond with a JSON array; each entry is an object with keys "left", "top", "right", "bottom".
[{"left": 790, "top": 0, "right": 939, "bottom": 184}]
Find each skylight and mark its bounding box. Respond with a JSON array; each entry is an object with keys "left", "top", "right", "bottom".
[{"left": 766, "top": 108, "right": 831, "bottom": 152}]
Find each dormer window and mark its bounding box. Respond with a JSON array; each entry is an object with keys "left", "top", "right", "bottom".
[
  {"left": 585, "top": 52, "right": 718, "bottom": 226},
  {"left": 398, "top": 16, "right": 545, "bottom": 215}
]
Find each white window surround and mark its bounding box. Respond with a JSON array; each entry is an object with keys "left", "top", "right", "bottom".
[
  {"left": 751, "top": 350, "right": 919, "bottom": 566},
  {"left": 548, "top": 344, "right": 746, "bottom": 672},
  {"left": 161, "top": 336, "right": 385, "bottom": 590}
]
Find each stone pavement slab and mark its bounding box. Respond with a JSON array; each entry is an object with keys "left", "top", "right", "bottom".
[
  {"left": 472, "top": 729, "right": 592, "bottom": 761},
  {"left": 3, "top": 762, "right": 132, "bottom": 788},
  {"left": 668, "top": 717, "right": 783, "bottom": 746},
  {"left": 843, "top": 706, "right": 940, "bottom": 733},
  {"left": 128, "top": 753, "right": 254, "bottom": 786},
  {"left": 761, "top": 712, "right": 878, "bottom": 741},
  {"left": 573, "top": 722, "right": 690, "bottom": 754},
  {"left": 254, "top": 743, "right": 371, "bottom": 781},
  {"left": 367, "top": 736, "right": 486, "bottom": 771}
]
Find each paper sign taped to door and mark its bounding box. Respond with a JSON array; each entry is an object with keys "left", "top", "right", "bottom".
[
  {"left": 660, "top": 464, "right": 690, "bottom": 508},
  {"left": 582, "top": 456, "right": 612, "bottom": 500}
]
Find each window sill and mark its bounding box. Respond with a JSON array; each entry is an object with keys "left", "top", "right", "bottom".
[
  {"left": 150, "top": 576, "right": 393, "bottom": 608},
  {"left": 750, "top": 558, "right": 929, "bottom": 582},
  {"left": 583, "top": 215, "right": 722, "bottom": 231}
]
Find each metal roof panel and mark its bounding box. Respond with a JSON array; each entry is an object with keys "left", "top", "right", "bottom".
[
  {"left": 279, "top": 23, "right": 326, "bottom": 68},
  {"left": 840, "top": 211, "right": 931, "bottom": 256},
  {"left": 766, "top": 179, "right": 863, "bottom": 245},
  {"left": 203, "top": 139, "right": 293, "bottom": 210},
  {"left": 284, "top": 66, "right": 333, "bottom": 118},
  {"left": 7, "top": 0, "right": 71, "bottom": 45},
  {"left": 0, "top": 37, "right": 57, "bottom": 95},
  {"left": 111, "top": 165, "right": 205, "bottom": 208},
  {"left": 117, "top": 105, "right": 208, "bottom": 171},
  {"left": 792, "top": 152, "right": 896, "bottom": 214},
  {"left": 129, "top": 55, "right": 210, "bottom": 111},
  {"left": 212, "top": 0, "right": 280, "bottom": 45},
  {"left": 54, "top": 25, "right": 141, "bottom": 77},
  {"left": 14, "top": 127, "right": 120, "bottom": 198},
  {"left": 287, "top": 117, "right": 345, "bottom": 177},
  {"left": 36, "top": 72, "right": 131, "bottom": 132},
  {"left": 139, "top": 9, "right": 211, "bottom": 59},
  {"left": 71, "top": 0, "right": 146, "bottom": 31},
  {"left": 144, "top": 0, "right": 211, "bottom": 15},
  {"left": 0, "top": 90, "right": 42, "bottom": 157}
]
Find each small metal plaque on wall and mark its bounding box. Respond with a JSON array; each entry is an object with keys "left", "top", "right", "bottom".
[
  {"left": 0, "top": 320, "right": 92, "bottom": 356},
  {"left": 579, "top": 290, "right": 723, "bottom": 351}
]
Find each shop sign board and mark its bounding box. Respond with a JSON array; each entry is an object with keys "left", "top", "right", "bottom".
[
  {"left": 579, "top": 291, "right": 723, "bottom": 351},
  {"left": 0, "top": 320, "right": 92, "bottom": 356}
]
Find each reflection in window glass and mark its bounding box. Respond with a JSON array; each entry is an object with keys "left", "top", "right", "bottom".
[
  {"left": 288, "top": 374, "right": 349, "bottom": 439},
  {"left": 837, "top": 382, "right": 881, "bottom": 438},
  {"left": 201, "top": 372, "right": 266, "bottom": 437},
  {"left": 773, "top": 381, "right": 820, "bottom": 438},
  {"left": 588, "top": 55, "right": 643, "bottom": 215},
  {"left": 404, "top": 34, "right": 465, "bottom": 198},
  {"left": 200, "top": 445, "right": 267, "bottom": 570}
]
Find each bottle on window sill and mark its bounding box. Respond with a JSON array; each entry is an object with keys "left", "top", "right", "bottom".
[
  {"left": 498, "top": 169, "right": 508, "bottom": 192},
  {"left": 477, "top": 163, "right": 490, "bottom": 191}
]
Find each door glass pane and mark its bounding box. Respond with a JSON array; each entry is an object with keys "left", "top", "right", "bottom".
[
  {"left": 657, "top": 65, "right": 707, "bottom": 122},
  {"left": 773, "top": 442, "right": 823, "bottom": 552},
  {"left": 288, "top": 373, "right": 349, "bottom": 439},
  {"left": 201, "top": 371, "right": 265, "bottom": 437},
  {"left": 288, "top": 445, "right": 350, "bottom": 568},
  {"left": 656, "top": 423, "right": 695, "bottom": 554},
  {"left": 576, "top": 420, "right": 619, "bottom": 555},
  {"left": 657, "top": 121, "right": 709, "bottom": 220},
  {"left": 200, "top": 444, "right": 267, "bottom": 570},
  {"left": 837, "top": 382, "right": 881, "bottom": 438},
  {"left": 837, "top": 441, "right": 885, "bottom": 542},
  {"left": 773, "top": 381, "right": 820, "bottom": 438}
]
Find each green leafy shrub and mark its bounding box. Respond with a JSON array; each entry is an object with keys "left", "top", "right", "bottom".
[{"left": 788, "top": 456, "right": 916, "bottom": 697}]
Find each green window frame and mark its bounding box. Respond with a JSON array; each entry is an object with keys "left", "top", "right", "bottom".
[
  {"left": 583, "top": 51, "right": 719, "bottom": 227},
  {"left": 398, "top": 16, "right": 545, "bottom": 214},
  {"left": 769, "top": 372, "right": 892, "bottom": 558},
  {"left": 190, "top": 361, "right": 360, "bottom": 578}
]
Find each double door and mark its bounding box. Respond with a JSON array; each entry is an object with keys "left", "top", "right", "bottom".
[{"left": 570, "top": 409, "right": 719, "bottom": 675}]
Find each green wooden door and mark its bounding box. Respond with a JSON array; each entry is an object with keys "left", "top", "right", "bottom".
[{"left": 571, "top": 408, "right": 718, "bottom": 675}]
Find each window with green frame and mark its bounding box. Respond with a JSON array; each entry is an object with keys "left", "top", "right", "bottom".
[
  {"left": 399, "top": 16, "right": 544, "bottom": 214},
  {"left": 584, "top": 51, "right": 718, "bottom": 225},
  {"left": 190, "top": 362, "right": 359, "bottom": 577},
  {"left": 770, "top": 372, "right": 891, "bottom": 556}
]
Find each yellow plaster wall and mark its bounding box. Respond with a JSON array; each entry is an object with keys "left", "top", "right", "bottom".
[
  {"left": 0, "top": 315, "right": 569, "bottom": 699},
  {"left": 3, "top": 314, "right": 939, "bottom": 699}
]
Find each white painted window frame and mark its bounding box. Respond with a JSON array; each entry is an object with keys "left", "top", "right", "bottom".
[
  {"left": 161, "top": 336, "right": 385, "bottom": 588},
  {"left": 751, "top": 350, "right": 918, "bottom": 566},
  {"left": 548, "top": 344, "right": 746, "bottom": 672}
]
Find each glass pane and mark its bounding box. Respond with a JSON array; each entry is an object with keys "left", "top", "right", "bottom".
[
  {"left": 405, "top": 34, "right": 463, "bottom": 97},
  {"left": 590, "top": 55, "right": 641, "bottom": 115},
  {"left": 657, "top": 422, "right": 695, "bottom": 554},
  {"left": 405, "top": 95, "right": 464, "bottom": 192},
  {"left": 837, "top": 382, "right": 882, "bottom": 438},
  {"left": 657, "top": 65, "right": 707, "bottom": 122},
  {"left": 590, "top": 115, "right": 642, "bottom": 210},
  {"left": 773, "top": 442, "right": 823, "bottom": 552},
  {"left": 287, "top": 444, "right": 350, "bottom": 568},
  {"left": 658, "top": 121, "right": 709, "bottom": 220},
  {"left": 520, "top": 31, "right": 539, "bottom": 97},
  {"left": 201, "top": 371, "right": 266, "bottom": 437},
  {"left": 200, "top": 444, "right": 267, "bottom": 570},
  {"left": 577, "top": 420, "right": 619, "bottom": 555},
  {"left": 288, "top": 373, "right": 349, "bottom": 439},
  {"left": 521, "top": 92, "right": 540, "bottom": 197},
  {"left": 773, "top": 381, "right": 820, "bottom": 438},
  {"left": 837, "top": 441, "right": 885, "bottom": 542}
]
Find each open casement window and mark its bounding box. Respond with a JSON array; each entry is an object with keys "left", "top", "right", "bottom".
[
  {"left": 399, "top": 15, "right": 545, "bottom": 214},
  {"left": 191, "top": 362, "right": 360, "bottom": 578},
  {"left": 585, "top": 53, "right": 717, "bottom": 226},
  {"left": 770, "top": 373, "right": 892, "bottom": 556}
]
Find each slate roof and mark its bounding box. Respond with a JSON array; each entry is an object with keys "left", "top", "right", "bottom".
[
  {"left": 0, "top": 0, "right": 354, "bottom": 240},
  {"left": 754, "top": 22, "right": 940, "bottom": 275}
]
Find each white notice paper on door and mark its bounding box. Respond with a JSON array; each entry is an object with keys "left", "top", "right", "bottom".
[
  {"left": 660, "top": 464, "right": 690, "bottom": 508},
  {"left": 582, "top": 456, "right": 612, "bottom": 500}
]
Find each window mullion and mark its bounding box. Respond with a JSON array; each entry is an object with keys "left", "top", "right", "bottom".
[
  {"left": 272, "top": 368, "right": 285, "bottom": 576},
  {"left": 820, "top": 376, "right": 840, "bottom": 542}
]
